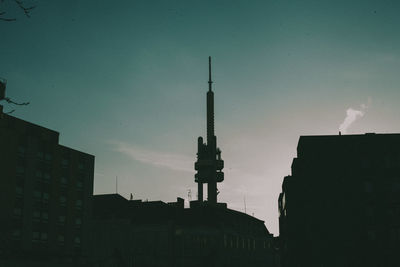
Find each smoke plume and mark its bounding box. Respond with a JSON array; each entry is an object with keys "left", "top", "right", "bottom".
[{"left": 339, "top": 108, "right": 364, "bottom": 134}]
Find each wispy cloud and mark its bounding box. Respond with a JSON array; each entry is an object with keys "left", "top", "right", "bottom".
[{"left": 110, "top": 141, "right": 194, "bottom": 173}]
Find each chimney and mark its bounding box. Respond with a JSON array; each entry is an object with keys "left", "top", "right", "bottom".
[{"left": 175, "top": 197, "right": 184, "bottom": 209}]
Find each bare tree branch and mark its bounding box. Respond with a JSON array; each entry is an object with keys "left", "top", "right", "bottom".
[
  {"left": 0, "top": 79, "right": 30, "bottom": 115},
  {"left": 0, "top": 9, "right": 16, "bottom": 21},
  {"left": 0, "top": 17, "right": 16, "bottom": 21},
  {"left": 4, "top": 97, "right": 29, "bottom": 106},
  {"left": 0, "top": 0, "right": 36, "bottom": 21},
  {"left": 14, "top": 0, "right": 35, "bottom": 18}
]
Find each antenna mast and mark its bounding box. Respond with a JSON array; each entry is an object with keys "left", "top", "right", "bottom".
[
  {"left": 208, "top": 56, "right": 212, "bottom": 91},
  {"left": 116, "top": 176, "right": 118, "bottom": 194},
  {"left": 244, "top": 196, "right": 247, "bottom": 214}
]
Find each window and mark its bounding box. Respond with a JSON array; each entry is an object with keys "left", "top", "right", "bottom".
[
  {"left": 385, "top": 157, "right": 392, "bottom": 168},
  {"left": 390, "top": 228, "right": 400, "bottom": 241},
  {"left": 15, "top": 186, "right": 23, "bottom": 197},
  {"left": 33, "top": 210, "right": 40, "bottom": 222},
  {"left": 58, "top": 215, "right": 66, "bottom": 225},
  {"left": 33, "top": 190, "right": 41, "bottom": 200},
  {"left": 37, "top": 151, "right": 44, "bottom": 160},
  {"left": 367, "top": 230, "right": 376, "bottom": 241},
  {"left": 392, "top": 181, "right": 400, "bottom": 193},
  {"left": 58, "top": 235, "right": 65, "bottom": 244},
  {"left": 387, "top": 206, "right": 395, "bottom": 217},
  {"left": 13, "top": 208, "right": 22, "bottom": 217},
  {"left": 74, "top": 236, "right": 81, "bottom": 246},
  {"left": 42, "top": 212, "right": 48, "bottom": 223},
  {"left": 12, "top": 229, "right": 21, "bottom": 239},
  {"left": 76, "top": 181, "right": 83, "bottom": 190},
  {"left": 43, "top": 192, "right": 49, "bottom": 203},
  {"left": 75, "top": 199, "right": 82, "bottom": 210},
  {"left": 40, "top": 232, "right": 48, "bottom": 242},
  {"left": 75, "top": 218, "right": 82, "bottom": 226},
  {"left": 364, "top": 181, "right": 373, "bottom": 193},
  {"left": 59, "top": 196, "right": 66, "bottom": 206},
  {"left": 45, "top": 153, "right": 52, "bottom": 162},
  {"left": 361, "top": 158, "right": 370, "bottom": 168},
  {"left": 365, "top": 206, "right": 374, "bottom": 217},
  {"left": 60, "top": 176, "right": 68, "bottom": 186},
  {"left": 16, "top": 166, "right": 25, "bottom": 176},
  {"left": 43, "top": 173, "right": 50, "bottom": 183},
  {"left": 62, "top": 159, "right": 69, "bottom": 167},
  {"left": 16, "top": 174, "right": 25, "bottom": 185},
  {"left": 35, "top": 171, "right": 43, "bottom": 179},
  {"left": 78, "top": 163, "right": 84, "bottom": 170},
  {"left": 32, "top": 231, "right": 40, "bottom": 242},
  {"left": 17, "top": 146, "right": 25, "bottom": 157}
]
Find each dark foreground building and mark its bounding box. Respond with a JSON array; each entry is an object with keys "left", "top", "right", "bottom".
[
  {"left": 89, "top": 194, "right": 276, "bottom": 267},
  {"left": 0, "top": 105, "right": 95, "bottom": 266},
  {"left": 278, "top": 133, "right": 400, "bottom": 267}
]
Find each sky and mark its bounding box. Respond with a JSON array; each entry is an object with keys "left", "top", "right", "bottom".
[{"left": 1, "top": 0, "right": 400, "bottom": 234}]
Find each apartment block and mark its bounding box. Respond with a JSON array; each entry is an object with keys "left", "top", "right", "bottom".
[{"left": 0, "top": 105, "right": 94, "bottom": 265}]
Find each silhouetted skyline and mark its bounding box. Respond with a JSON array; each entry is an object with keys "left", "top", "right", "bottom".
[{"left": 2, "top": 0, "right": 400, "bottom": 234}]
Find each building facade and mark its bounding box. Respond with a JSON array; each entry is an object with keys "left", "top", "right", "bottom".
[
  {"left": 278, "top": 133, "right": 400, "bottom": 267},
  {"left": 0, "top": 105, "right": 94, "bottom": 266},
  {"left": 89, "top": 194, "right": 276, "bottom": 267}
]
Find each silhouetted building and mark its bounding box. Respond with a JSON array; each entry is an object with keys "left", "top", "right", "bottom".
[
  {"left": 0, "top": 105, "right": 94, "bottom": 266},
  {"left": 278, "top": 133, "right": 400, "bottom": 267},
  {"left": 89, "top": 194, "right": 275, "bottom": 267},
  {"left": 89, "top": 194, "right": 179, "bottom": 266}
]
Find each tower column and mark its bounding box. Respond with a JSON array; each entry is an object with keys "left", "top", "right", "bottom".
[
  {"left": 198, "top": 182, "right": 203, "bottom": 202},
  {"left": 208, "top": 177, "right": 217, "bottom": 203}
]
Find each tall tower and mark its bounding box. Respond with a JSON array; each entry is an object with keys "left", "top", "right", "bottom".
[{"left": 194, "top": 57, "right": 224, "bottom": 204}]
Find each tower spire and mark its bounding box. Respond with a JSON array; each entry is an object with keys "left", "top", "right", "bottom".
[
  {"left": 208, "top": 56, "right": 212, "bottom": 91},
  {"left": 206, "top": 57, "right": 215, "bottom": 144}
]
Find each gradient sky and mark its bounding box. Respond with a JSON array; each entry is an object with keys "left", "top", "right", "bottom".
[{"left": 2, "top": 0, "right": 400, "bottom": 234}]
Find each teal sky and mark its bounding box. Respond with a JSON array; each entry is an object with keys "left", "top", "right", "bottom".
[{"left": 2, "top": 0, "right": 400, "bottom": 234}]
